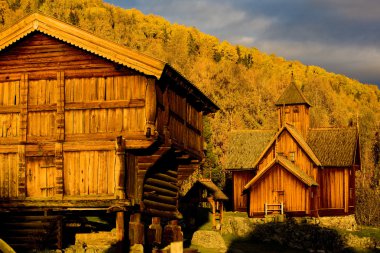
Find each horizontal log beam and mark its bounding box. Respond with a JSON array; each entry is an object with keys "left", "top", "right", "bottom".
[
  {"left": 0, "top": 145, "right": 18, "bottom": 153},
  {"left": 0, "top": 199, "right": 131, "bottom": 210},
  {"left": 166, "top": 170, "right": 178, "bottom": 177},
  {"left": 144, "top": 208, "right": 183, "bottom": 219},
  {"left": 28, "top": 104, "right": 56, "bottom": 112},
  {"left": 143, "top": 193, "right": 177, "bottom": 205},
  {"left": 63, "top": 141, "right": 115, "bottom": 151},
  {"left": 143, "top": 199, "right": 177, "bottom": 211},
  {"left": 143, "top": 185, "right": 177, "bottom": 197},
  {"left": 65, "top": 100, "right": 145, "bottom": 110},
  {"left": 65, "top": 132, "right": 145, "bottom": 142},
  {"left": 0, "top": 106, "right": 20, "bottom": 114},
  {"left": 145, "top": 178, "right": 178, "bottom": 191},
  {"left": 153, "top": 173, "right": 177, "bottom": 183}
]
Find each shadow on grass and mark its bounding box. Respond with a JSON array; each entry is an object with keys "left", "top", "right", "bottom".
[{"left": 227, "top": 219, "right": 353, "bottom": 253}]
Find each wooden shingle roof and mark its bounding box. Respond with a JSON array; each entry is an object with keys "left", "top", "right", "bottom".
[
  {"left": 244, "top": 156, "right": 318, "bottom": 189},
  {"left": 226, "top": 130, "right": 276, "bottom": 170},
  {"left": 275, "top": 82, "right": 311, "bottom": 107},
  {"left": 307, "top": 128, "right": 358, "bottom": 167}
]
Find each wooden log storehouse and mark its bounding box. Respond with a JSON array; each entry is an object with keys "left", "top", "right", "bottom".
[
  {"left": 0, "top": 13, "right": 218, "bottom": 249},
  {"left": 226, "top": 82, "right": 360, "bottom": 217}
]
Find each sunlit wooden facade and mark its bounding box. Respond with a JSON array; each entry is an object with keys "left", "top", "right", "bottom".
[
  {"left": 0, "top": 13, "right": 218, "bottom": 249},
  {"left": 227, "top": 82, "right": 360, "bottom": 217}
]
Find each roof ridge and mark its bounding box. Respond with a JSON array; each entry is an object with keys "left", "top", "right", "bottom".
[
  {"left": 309, "top": 127, "right": 356, "bottom": 130},
  {"left": 230, "top": 129, "right": 276, "bottom": 133}
]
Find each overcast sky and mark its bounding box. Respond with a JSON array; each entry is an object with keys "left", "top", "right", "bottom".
[{"left": 105, "top": 0, "right": 380, "bottom": 87}]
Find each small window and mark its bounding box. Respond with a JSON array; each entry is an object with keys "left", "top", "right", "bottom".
[
  {"left": 289, "top": 152, "right": 295, "bottom": 162},
  {"left": 293, "top": 106, "right": 299, "bottom": 113}
]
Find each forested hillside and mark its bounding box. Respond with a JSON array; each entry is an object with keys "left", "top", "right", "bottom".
[{"left": 1, "top": 0, "right": 379, "bottom": 224}]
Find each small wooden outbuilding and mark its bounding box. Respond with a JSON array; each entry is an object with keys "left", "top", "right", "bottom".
[
  {"left": 182, "top": 179, "right": 228, "bottom": 228},
  {"left": 227, "top": 82, "right": 360, "bottom": 217},
  {"left": 0, "top": 13, "right": 218, "bottom": 250}
]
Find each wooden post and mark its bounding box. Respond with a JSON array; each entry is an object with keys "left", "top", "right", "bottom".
[
  {"left": 129, "top": 213, "right": 144, "bottom": 246},
  {"left": 264, "top": 203, "right": 267, "bottom": 216},
  {"left": 219, "top": 201, "right": 224, "bottom": 224},
  {"left": 116, "top": 212, "right": 125, "bottom": 242},
  {"left": 56, "top": 72, "right": 65, "bottom": 142},
  {"left": 18, "top": 74, "right": 28, "bottom": 198},
  {"left": 55, "top": 143, "right": 64, "bottom": 197},
  {"left": 162, "top": 220, "right": 183, "bottom": 247},
  {"left": 55, "top": 72, "right": 65, "bottom": 198},
  {"left": 148, "top": 217, "right": 162, "bottom": 248},
  {"left": 115, "top": 136, "right": 126, "bottom": 199},
  {"left": 145, "top": 77, "right": 157, "bottom": 137},
  {"left": 19, "top": 74, "right": 28, "bottom": 143},
  {"left": 18, "top": 145, "right": 26, "bottom": 198},
  {"left": 207, "top": 196, "right": 216, "bottom": 228}
]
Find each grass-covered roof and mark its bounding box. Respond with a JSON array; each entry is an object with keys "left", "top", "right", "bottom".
[
  {"left": 307, "top": 128, "right": 358, "bottom": 167},
  {"left": 226, "top": 130, "right": 276, "bottom": 170}
]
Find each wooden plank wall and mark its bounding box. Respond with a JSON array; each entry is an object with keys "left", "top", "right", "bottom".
[
  {"left": 276, "top": 130, "right": 317, "bottom": 179},
  {"left": 167, "top": 88, "right": 203, "bottom": 155},
  {"left": 257, "top": 145, "right": 276, "bottom": 171},
  {"left": 64, "top": 76, "right": 145, "bottom": 137},
  {"left": 318, "top": 167, "right": 345, "bottom": 209},
  {"left": 278, "top": 105, "right": 310, "bottom": 138},
  {"left": 63, "top": 151, "right": 115, "bottom": 196},
  {"left": 232, "top": 171, "right": 255, "bottom": 211},
  {"left": 0, "top": 153, "right": 18, "bottom": 198},
  {"left": 0, "top": 32, "right": 151, "bottom": 200},
  {"left": 249, "top": 165, "right": 309, "bottom": 216},
  {"left": 0, "top": 80, "right": 19, "bottom": 140}
]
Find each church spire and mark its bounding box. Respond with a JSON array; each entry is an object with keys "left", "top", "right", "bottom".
[
  {"left": 275, "top": 80, "right": 311, "bottom": 107},
  {"left": 275, "top": 80, "right": 311, "bottom": 138}
]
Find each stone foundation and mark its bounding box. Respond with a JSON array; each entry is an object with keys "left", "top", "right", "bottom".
[{"left": 317, "top": 214, "right": 357, "bottom": 231}]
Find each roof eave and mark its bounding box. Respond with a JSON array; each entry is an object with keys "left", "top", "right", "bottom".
[
  {"left": 162, "top": 65, "right": 219, "bottom": 114},
  {"left": 0, "top": 13, "right": 166, "bottom": 79}
]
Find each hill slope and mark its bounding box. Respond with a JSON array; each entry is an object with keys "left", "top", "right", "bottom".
[{"left": 1, "top": 0, "right": 379, "bottom": 194}]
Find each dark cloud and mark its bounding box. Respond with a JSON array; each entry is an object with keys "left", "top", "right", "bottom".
[{"left": 105, "top": 0, "right": 380, "bottom": 86}]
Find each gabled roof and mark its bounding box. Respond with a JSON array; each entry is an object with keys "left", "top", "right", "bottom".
[
  {"left": 226, "top": 130, "right": 276, "bottom": 170},
  {"left": 0, "top": 13, "right": 165, "bottom": 78},
  {"left": 183, "top": 179, "right": 229, "bottom": 201},
  {"left": 0, "top": 13, "right": 219, "bottom": 113},
  {"left": 275, "top": 82, "right": 311, "bottom": 107},
  {"left": 244, "top": 156, "right": 318, "bottom": 189},
  {"left": 249, "top": 124, "right": 321, "bottom": 169},
  {"left": 197, "top": 179, "right": 229, "bottom": 201},
  {"left": 307, "top": 128, "right": 358, "bottom": 167}
]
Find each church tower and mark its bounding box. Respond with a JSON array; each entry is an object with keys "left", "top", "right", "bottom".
[{"left": 275, "top": 81, "right": 311, "bottom": 137}]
